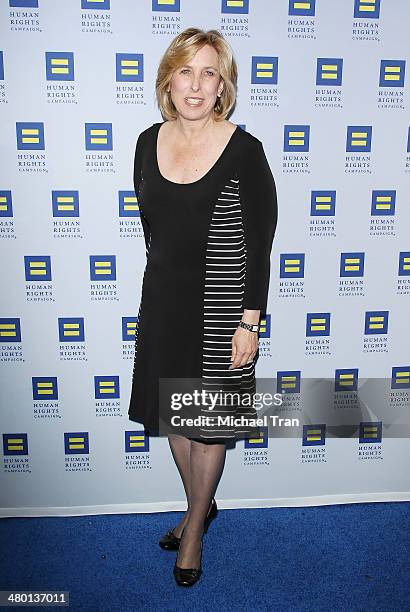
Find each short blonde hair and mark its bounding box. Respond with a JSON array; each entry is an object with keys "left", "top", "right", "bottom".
[{"left": 156, "top": 27, "right": 237, "bottom": 122}]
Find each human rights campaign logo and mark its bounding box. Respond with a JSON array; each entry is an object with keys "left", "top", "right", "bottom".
[
  {"left": 3, "top": 433, "right": 28, "bottom": 455},
  {"left": 306, "top": 313, "right": 330, "bottom": 337},
  {"left": 340, "top": 253, "right": 365, "bottom": 277},
  {"left": 0, "top": 191, "right": 13, "bottom": 217},
  {"left": 45, "top": 52, "right": 74, "bottom": 81},
  {"left": 244, "top": 427, "right": 268, "bottom": 449},
  {"left": 0, "top": 52, "right": 4, "bottom": 80},
  {"left": 58, "top": 318, "right": 85, "bottom": 342},
  {"left": 64, "top": 432, "right": 89, "bottom": 454},
  {"left": 346, "top": 126, "right": 372, "bottom": 152},
  {"left": 289, "top": 0, "right": 315, "bottom": 16},
  {"left": 251, "top": 57, "right": 278, "bottom": 85},
  {"left": 0, "top": 318, "right": 21, "bottom": 342},
  {"left": 359, "top": 422, "right": 382, "bottom": 443},
  {"left": 391, "top": 366, "right": 410, "bottom": 390},
  {"left": 119, "top": 191, "right": 139, "bottom": 217},
  {"left": 398, "top": 252, "right": 410, "bottom": 276},
  {"left": 85, "top": 123, "right": 112, "bottom": 151},
  {"left": 16, "top": 123, "right": 45, "bottom": 150},
  {"left": 9, "top": 0, "right": 38, "bottom": 6},
  {"left": 335, "top": 368, "right": 358, "bottom": 392},
  {"left": 284, "top": 126, "right": 310, "bottom": 152},
  {"left": 152, "top": 0, "right": 180, "bottom": 11},
  {"left": 364, "top": 311, "right": 388, "bottom": 335},
  {"left": 222, "top": 0, "right": 249, "bottom": 14},
  {"left": 82, "top": 0, "right": 110, "bottom": 8},
  {"left": 354, "top": 0, "right": 381, "bottom": 19},
  {"left": 116, "top": 54, "right": 144, "bottom": 82},
  {"left": 32, "top": 377, "right": 58, "bottom": 400},
  {"left": 379, "top": 60, "right": 406, "bottom": 87},
  {"left": 122, "top": 317, "right": 138, "bottom": 341},
  {"left": 94, "top": 376, "right": 120, "bottom": 399},
  {"left": 52, "top": 191, "right": 79, "bottom": 217},
  {"left": 89, "top": 255, "right": 116, "bottom": 281},
  {"left": 24, "top": 256, "right": 51, "bottom": 281},
  {"left": 280, "top": 254, "right": 305, "bottom": 278},
  {"left": 125, "top": 430, "right": 150, "bottom": 452},
  {"left": 258, "top": 314, "right": 270, "bottom": 339},
  {"left": 316, "top": 58, "right": 343, "bottom": 86},
  {"left": 302, "top": 424, "right": 325, "bottom": 446},
  {"left": 277, "top": 371, "right": 301, "bottom": 394},
  {"left": 371, "top": 191, "right": 395, "bottom": 215},
  {"left": 311, "top": 191, "right": 336, "bottom": 216}
]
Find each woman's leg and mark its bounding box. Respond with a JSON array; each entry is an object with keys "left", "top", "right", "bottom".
[
  {"left": 176, "top": 438, "right": 227, "bottom": 568},
  {"left": 167, "top": 433, "right": 192, "bottom": 537}
]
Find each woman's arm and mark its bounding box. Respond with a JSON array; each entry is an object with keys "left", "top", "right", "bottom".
[
  {"left": 239, "top": 137, "right": 278, "bottom": 316},
  {"left": 133, "top": 131, "right": 151, "bottom": 257}
]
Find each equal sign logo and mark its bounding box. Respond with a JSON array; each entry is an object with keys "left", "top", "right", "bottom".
[
  {"left": 277, "top": 371, "right": 301, "bottom": 394},
  {"left": 122, "top": 317, "right": 138, "bottom": 341},
  {"left": 85, "top": 123, "right": 113, "bottom": 151},
  {"left": 258, "top": 314, "right": 271, "bottom": 338},
  {"left": 280, "top": 253, "right": 305, "bottom": 278},
  {"left": 359, "top": 421, "right": 382, "bottom": 443},
  {"left": 340, "top": 252, "right": 365, "bottom": 277},
  {"left": 3, "top": 433, "right": 28, "bottom": 455},
  {"left": 89, "top": 255, "right": 116, "bottom": 281},
  {"left": 0, "top": 318, "right": 21, "bottom": 342},
  {"left": 364, "top": 311, "right": 389, "bottom": 335},
  {"left": 94, "top": 376, "right": 120, "bottom": 399},
  {"left": 311, "top": 191, "right": 336, "bottom": 216},
  {"left": 125, "top": 430, "right": 150, "bottom": 452},
  {"left": 58, "top": 317, "right": 85, "bottom": 342},
  {"left": 52, "top": 191, "right": 79, "bottom": 217},
  {"left": 116, "top": 54, "right": 144, "bottom": 82},
  {"left": 251, "top": 57, "right": 278, "bottom": 85},
  {"left": 244, "top": 427, "right": 268, "bottom": 449},
  {"left": 379, "top": 60, "right": 406, "bottom": 87},
  {"left": 371, "top": 190, "right": 396, "bottom": 215},
  {"left": 152, "top": 0, "right": 180, "bottom": 12},
  {"left": 221, "top": 0, "right": 249, "bottom": 14},
  {"left": 16, "top": 122, "right": 45, "bottom": 150},
  {"left": 316, "top": 58, "right": 343, "bottom": 86},
  {"left": 45, "top": 52, "right": 74, "bottom": 81},
  {"left": 64, "top": 432, "right": 89, "bottom": 454},
  {"left": 9, "top": 0, "right": 38, "bottom": 7},
  {"left": 354, "top": 0, "right": 381, "bottom": 19},
  {"left": 346, "top": 126, "right": 372, "bottom": 152},
  {"left": 32, "top": 377, "right": 58, "bottom": 400},
  {"left": 119, "top": 191, "right": 139, "bottom": 217},
  {"left": 24, "top": 256, "right": 52, "bottom": 281},
  {"left": 391, "top": 366, "right": 410, "bottom": 389},
  {"left": 284, "top": 125, "right": 310, "bottom": 152},
  {"left": 335, "top": 368, "right": 358, "bottom": 392},
  {"left": 306, "top": 313, "right": 331, "bottom": 337},
  {"left": 302, "top": 424, "right": 325, "bottom": 446},
  {"left": 0, "top": 191, "right": 13, "bottom": 217},
  {"left": 81, "top": 0, "right": 110, "bottom": 9},
  {"left": 288, "top": 0, "right": 315, "bottom": 16},
  {"left": 398, "top": 252, "right": 410, "bottom": 276}
]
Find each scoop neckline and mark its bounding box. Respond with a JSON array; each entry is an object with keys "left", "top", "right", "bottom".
[{"left": 154, "top": 121, "right": 239, "bottom": 186}]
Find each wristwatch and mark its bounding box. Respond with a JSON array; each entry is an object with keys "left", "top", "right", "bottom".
[{"left": 238, "top": 321, "right": 259, "bottom": 333}]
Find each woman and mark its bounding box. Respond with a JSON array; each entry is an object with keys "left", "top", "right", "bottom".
[{"left": 128, "top": 28, "right": 278, "bottom": 587}]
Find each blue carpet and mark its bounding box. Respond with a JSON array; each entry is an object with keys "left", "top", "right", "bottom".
[{"left": 1, "top": 502, "right": 409, "bottom": 611}]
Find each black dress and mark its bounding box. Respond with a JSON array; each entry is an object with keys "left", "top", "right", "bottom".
[{"left": 128, "top": 121, "right": 278, "bottom": 441}]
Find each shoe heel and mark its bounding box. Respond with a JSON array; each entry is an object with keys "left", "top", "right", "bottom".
[{"left": 203, "top": 499, "right": 218, "bottom": 533}]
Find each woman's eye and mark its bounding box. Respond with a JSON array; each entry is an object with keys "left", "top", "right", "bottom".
[{"left": 206, "top": 71, "right": 215, "bottom": 76}]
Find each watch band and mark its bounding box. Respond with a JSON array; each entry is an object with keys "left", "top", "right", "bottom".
[{"left": 238, "top": 321, "right": 259, "bottom": 333}]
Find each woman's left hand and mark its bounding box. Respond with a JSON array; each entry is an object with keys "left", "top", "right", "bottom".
[{"left": 229, "top": 326, "right": 258, "bottom": 369}]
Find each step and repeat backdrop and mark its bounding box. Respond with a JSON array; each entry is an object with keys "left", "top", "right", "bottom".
[{"left": 1, "top": 0, "right": 410, "bottom": 516}]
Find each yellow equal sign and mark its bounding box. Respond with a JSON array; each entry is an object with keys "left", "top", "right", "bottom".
[
  {"left": 383, "top": 65, "right": 401, "bottom": 82},
  {"left": 94, "top": 260, "right": 112, "bottom": 275},
  {"left": 338, "top": 373, "right": 354, "bottom": 387},
  {"left": 289, "top": 131, "right": 305, "bottom": 146},
  {"left": 121, "top": 59, "right": 139, "bottom": 77},
  {"left": 351, "top": 131, "right": 368, "bottom": 146},
  {"left": 29, "top": 260, "right": 47, "bottom": 276},
  {"left": 281, "top": 375, "right": 297, "bottom": 390},
  {"left": 21, "top": 128, "right": 39, "bottom": 144},
  {"left": 36, "top": 381, "right": 54, "bottom": 395},
  {"left": 256, "top": 63, "right": 273, "bottom": 78},
  {"left": 259, "top": 318, "right": 267, "bottom": 334},
  {"left": 99, "top": 380, "right": 115, "bottom": 394},
  {"left": 57, "top": 195, "right": 75, "bottom": 212},
  {"left": 315, "top": 195, "right": 332, "bottom": 211},
  {"left": 374, "top": 194, "right": 392, "bottom": 211},
  {"left": 344, "top": 257, "right": 361, "bottom": 272},
  {"left": 129, "top": 434, "right": 146, "bottom": 448},
  {"left": 395, "top": 370, "right": 410, "bottom": 385},
  {"left": 0, "top": 194, "right": 8, "bottom": 211},
  {"left": 0, "top": 322, "right": 17, "bottom": 338},
  {"left": 368, "top": 315, "right": 384, "bottom": 330},
  {"left": 321, "top": 64, "right": 338, "bottom": 80},
  {"left": 68, "top": 436, "right": 85, "bottom": 450},
  {"left": 227, "top": 0, "right": 244, "bottom": 7},
  {"left": 310, "top": 317, "right": 326, "bottom": 332},
  {"left": 358, "top": 0, "right": 376, "bottom": 13},
  {"left": 284, "top": 258, "right": 300, "bottom": 273},
  {"left": 90, "top": 129, "right": 108, "bottom": 145},
  {"left": 63, "top": 322, "right": 80, "bottom": 337},
  {"left": 249, "top": 432, "right": 264, "bottom": 444},
  {"left": 123, "top": 195, "right": 138, "bottom": 212},
  {"left": 157, "top": 0, "right": 176, "bottom": 4},
  {"left": 51, "top": 57, "right": 69, "bottom": 75},
  {"left": 306, "top": 428, "right": 322, "bottom": 442},
  {"left": 127, "top": 321, "right": 137, "bottom": 337},
  {"left": 363, "top": 425, "right": 378, "bottom": 438},
  {"left": 293, "top": 2, "right": 311, "bottom": 9},
  {"left": 7, "top": 437, "right": 24, "bottom": 451},
  {"left": 401, "top": 255, "right": 410, "bottom": 272}
]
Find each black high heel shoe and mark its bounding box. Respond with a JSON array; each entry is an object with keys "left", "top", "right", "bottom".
[
  {"left": 173, "top": 536, "right": 203, "bottom": 587},
  {"left": 159, "top": 497, "right": 217, "bottom": 550}
]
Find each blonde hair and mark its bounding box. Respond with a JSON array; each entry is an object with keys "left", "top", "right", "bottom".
[{"left": 156, "top": 27, "right": 238, "bottom": 122}]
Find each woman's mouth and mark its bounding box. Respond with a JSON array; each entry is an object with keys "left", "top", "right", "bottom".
[{"left": 184, "top": 97, "right": 204, "bottom": 107}]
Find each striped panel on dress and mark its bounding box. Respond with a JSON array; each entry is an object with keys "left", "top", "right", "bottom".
[{"left": 198, "top": 177, "right": 258, "bottom": 440}]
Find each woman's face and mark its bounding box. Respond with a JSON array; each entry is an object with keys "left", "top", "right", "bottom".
[{"left": 169, "top": 44, "right": 224, "bottom": 121}]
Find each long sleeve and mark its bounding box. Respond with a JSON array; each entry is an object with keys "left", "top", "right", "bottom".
[
  {"left": 133, "top": 131, "right": 151, "bottom": 256},
  {"left": 239, "top": 138, "right": 278, "bottom": 314}
]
